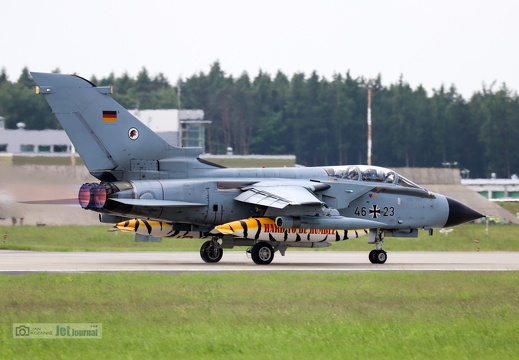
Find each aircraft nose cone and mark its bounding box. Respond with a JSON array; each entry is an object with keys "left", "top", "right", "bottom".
[{"left": 445, "top": 197, "right": 484, "bottom": 227}]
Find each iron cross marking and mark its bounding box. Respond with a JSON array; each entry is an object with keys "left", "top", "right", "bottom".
[{"left": 369, "top": 204, "right": 381, "bottom": 219}]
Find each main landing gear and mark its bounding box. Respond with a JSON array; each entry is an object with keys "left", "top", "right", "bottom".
[
  {"left": 200, "top": 239, "right": 223, "bottom": 263},
  {"left": 368, "top": 229, "right": 387, "bottom": 264},
  {"left": 200, "top": 232, "right": 389, "bottom": 265},
  {"left": 199, "top": 238, "right": 277, "bottom": 265},
  {"left": 248, "top": 242, "right": 275, "bottom": 265}
]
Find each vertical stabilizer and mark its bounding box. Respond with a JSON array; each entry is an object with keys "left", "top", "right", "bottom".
[{"left": 31, "top": 72, "right": 206, "bottom": 181}]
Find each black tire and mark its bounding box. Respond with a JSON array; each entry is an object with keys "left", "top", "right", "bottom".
[
  {"left": 251, "top": 242, "right": 274, "bottom": 265},
  {"left": 374, "top": 250, "right": 387, "bottom": 264},
  {"left": 368, "top": 250, "right": 377, "bottom": 264},
  {"left": 200, "top": 241, "right": 223, "bottom": 263}
]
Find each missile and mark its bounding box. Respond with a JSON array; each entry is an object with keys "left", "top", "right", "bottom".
[
  {"left": 114, "top": 219, "right": 208, "bottom": 239},
  {"left": 214, "top": 217, "right": 368, "bottom": 242}
]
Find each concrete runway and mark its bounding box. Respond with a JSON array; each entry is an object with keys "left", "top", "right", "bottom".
[{"left": 1, "top": 251, "right": 518, "bottom": 273}]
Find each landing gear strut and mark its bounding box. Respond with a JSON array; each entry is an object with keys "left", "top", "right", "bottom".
[
  {"left": 200, "top": 238, "right": 223, "bottom": 263},
  {"left": 368, "top": 229, "right": 387, "bottom": 264}
]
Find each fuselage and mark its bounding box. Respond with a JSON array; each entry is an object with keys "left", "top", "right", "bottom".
[{"left": 88, "top": 164, "right": 454, "bottom": 231}]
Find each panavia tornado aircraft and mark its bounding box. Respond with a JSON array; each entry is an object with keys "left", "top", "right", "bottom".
[{"left": 31, "top": 72, "right": 483, "bottom": 265}]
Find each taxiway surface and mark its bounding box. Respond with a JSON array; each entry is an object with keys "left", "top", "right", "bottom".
[{"left": 1, "top": 251, "right": 518, "bottom": 273}]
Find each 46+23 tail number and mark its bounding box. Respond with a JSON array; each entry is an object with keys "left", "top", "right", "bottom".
[{"left": 354, "top": 205, "right": 395, "bottom": 219}]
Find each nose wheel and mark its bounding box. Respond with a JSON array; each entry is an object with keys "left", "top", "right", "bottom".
[{"left": 368, "top": 229, "right": 387, "bottom": 264}]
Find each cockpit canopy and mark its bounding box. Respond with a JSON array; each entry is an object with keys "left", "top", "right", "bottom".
[{"left": 324, "top": 165, "right": 424, "bottom": 190}]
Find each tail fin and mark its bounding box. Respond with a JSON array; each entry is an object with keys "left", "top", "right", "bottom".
[{"left": 31, "top": 72, "right": 209, "bottom": 181}]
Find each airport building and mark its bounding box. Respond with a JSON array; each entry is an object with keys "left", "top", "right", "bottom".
[{"left": 462, "top": 177, "right": 519, "bottom": 202}]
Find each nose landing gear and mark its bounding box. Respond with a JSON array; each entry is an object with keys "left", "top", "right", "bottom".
[
  {"left": 369, "top": 249, "right": 387, "bottom": 264},
  {"left": 368, "top": 229, "right": 387, "bottom": 264}
]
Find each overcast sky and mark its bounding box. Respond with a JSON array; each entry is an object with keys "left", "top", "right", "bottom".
[{"left": 2, "top": 0, "right": 518, "bottom": 99}]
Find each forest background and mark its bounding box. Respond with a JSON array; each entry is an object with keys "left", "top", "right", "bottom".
[{"left": 0, "top": 62, "right": 517, "bottom": 179}]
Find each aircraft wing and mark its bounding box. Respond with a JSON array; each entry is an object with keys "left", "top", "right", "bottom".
[{"left": 234, "top": 181, "right": 328, "bottom": 209}]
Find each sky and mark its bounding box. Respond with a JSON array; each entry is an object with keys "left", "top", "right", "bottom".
[{"left": 1, "top": 0, "right": 518, "bottom": 99}]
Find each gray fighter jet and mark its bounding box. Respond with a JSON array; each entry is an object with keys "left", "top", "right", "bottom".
[{"left": 31, "top": 72, "right": 483, "bottom": 265}]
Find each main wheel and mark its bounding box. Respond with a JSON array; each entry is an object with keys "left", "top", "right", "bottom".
[
  {"left": 368, "top": 249, "right": 377, "bottom": 264},
  {"left": 374, "top": 250, "right": 387, "bottom": 264},
  {"left": 251, "top": 242, "right": 274, "bottom": 265},
  {"left": 200, "top": 241, "right": 223, "bottom": 263},
  {"left": 369, "top": 250, "right": 387, "bottom": 264}
]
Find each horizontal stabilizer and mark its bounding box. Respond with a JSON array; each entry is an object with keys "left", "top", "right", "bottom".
[
  {"left": 110, "top": 198, "right": 206, "bottom": 207},
  {"left": 19, "top": 198, "right": 78, "bottom": 205}
]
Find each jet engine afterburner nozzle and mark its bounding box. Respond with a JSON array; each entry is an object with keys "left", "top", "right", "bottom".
[{"left": 78, "top": 183, "right": 107, "bottom": 209}]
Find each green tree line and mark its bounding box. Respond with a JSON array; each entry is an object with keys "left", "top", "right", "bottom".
[{"left": 1, "top": 63, "right": 518, "bottom": 178}]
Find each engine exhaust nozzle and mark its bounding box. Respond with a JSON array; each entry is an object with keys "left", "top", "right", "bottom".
[{"left": 78, "top": 183, "right": 107, "bottom": 209}]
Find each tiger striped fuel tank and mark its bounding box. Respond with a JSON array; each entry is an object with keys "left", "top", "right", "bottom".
[
  {"left": 215, "top": 217, "right": 368, "bottom": 242},
  {"left": 115, "top": 219, "right": 207, "bottom": 239}
]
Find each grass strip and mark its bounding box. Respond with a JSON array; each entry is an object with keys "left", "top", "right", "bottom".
[
  {"left": 0, "top": 223, "right": 518, "bottom": 252},
  {"left": 1, "top": 272, "right": 518, "bottom": 359}
]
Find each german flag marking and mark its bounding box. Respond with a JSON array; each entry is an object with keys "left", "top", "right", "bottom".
[{"left": 102, "top": 110, "right": 117, "bottom": 122}]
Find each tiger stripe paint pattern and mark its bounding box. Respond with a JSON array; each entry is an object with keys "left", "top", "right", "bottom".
[
  {"left": 215, "top": 217, "right": 368, "bottom": 242},
  {"left": 115, "top": 219, "right": 207, "bottom": 239},
  {"left": 117, "top": 217, "right": 368, "bottom": 243}
]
